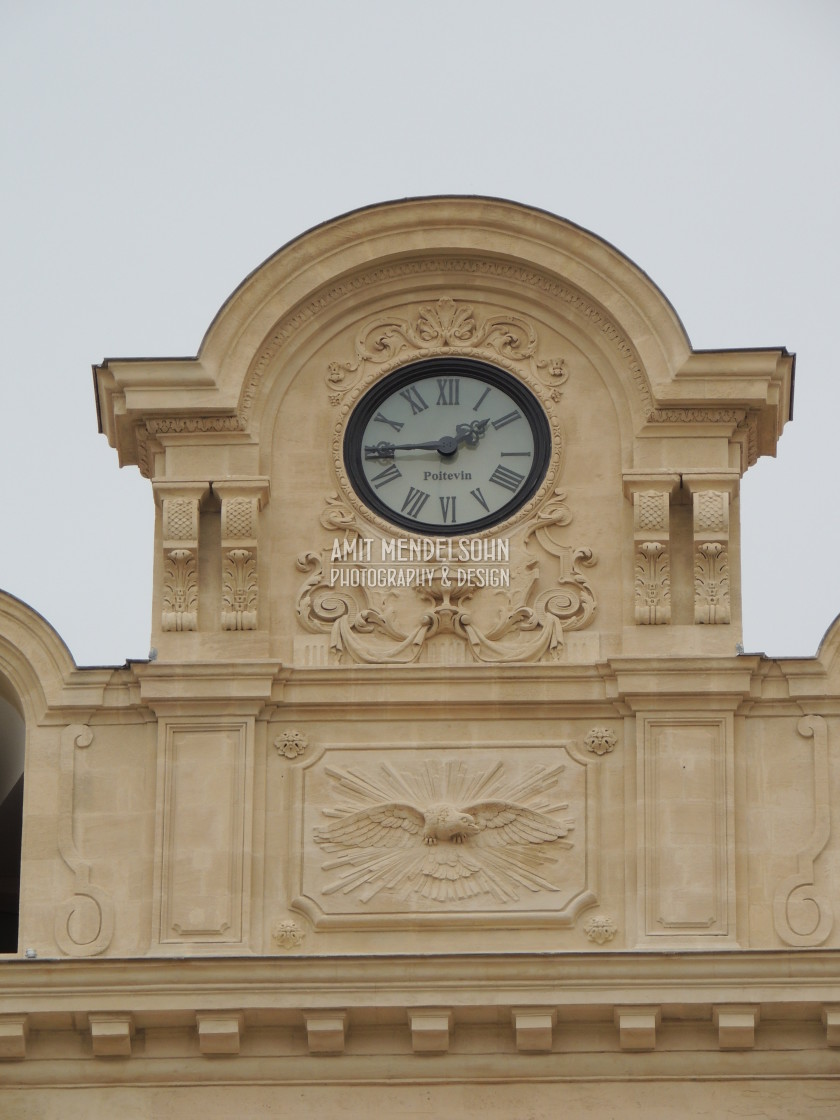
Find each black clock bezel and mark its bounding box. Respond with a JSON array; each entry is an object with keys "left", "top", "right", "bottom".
[{"left": 343, "top": 357, "right": 552, "bottom": 535}]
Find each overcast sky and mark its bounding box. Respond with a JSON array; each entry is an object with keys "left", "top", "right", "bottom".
[{"left": 1, "top": 0, "right": 838, "bottom": 666}]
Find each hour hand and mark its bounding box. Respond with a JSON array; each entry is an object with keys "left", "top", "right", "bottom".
[{"left": 364, "top": 439, "right": 446, "bottom": 459}]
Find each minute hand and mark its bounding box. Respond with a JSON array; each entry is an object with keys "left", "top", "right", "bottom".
[
  {"left": 365, "top": 420, "right": 490, "bottom": 460},
  {"left": 365, "top": 439, "right": 451, "bottom": 458}
]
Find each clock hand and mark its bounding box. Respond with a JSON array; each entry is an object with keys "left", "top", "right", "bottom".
[
  {"left": 364, "top": 439, "right": 451, "bottom": 459},
  {"left": 454, "top": 419, "right": 490, "bottom": 447},
  {"left": 365, "top": 420, "right": 491, "bottom": 460}
]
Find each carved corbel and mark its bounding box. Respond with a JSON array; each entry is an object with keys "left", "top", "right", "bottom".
[
  {"left": 155, "top": 482, "right": 209, "bottom": 632},
  {"left": 684, "top": 475, "right": 737, "bottom": 625},
  {"left": 624, "top": 475, "right": 678, "bottom": 625},
  {"left": 215, "top": 479, "right": 270, "bottom": 631}
]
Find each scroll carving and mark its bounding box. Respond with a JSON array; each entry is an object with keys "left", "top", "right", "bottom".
[
  {"left": 325, "top": 297, "right": 569, "bottom": 402},
  {"left": 54, "top": 725, "right": 114, "bottom": 957},
  {"left": 221, "top": 496, "right": 260, "bottom": 630},
  {"left": 314, "top": 759, "right": 574, "bottom": 903},
  {"left": 633, "top": 492, "right": 670, "bottom": 625},
  {"left": 295, "top": 493, "right": 596, "bottom": 665},
  {"left": 692, "top": 490, "right": 730, "bottom": 624},
  {"left": 162, "top": 497, "right": 199, "bottom": 632},
  {"left": 773, "top": 715, "right": 833, "bottom": 947}
]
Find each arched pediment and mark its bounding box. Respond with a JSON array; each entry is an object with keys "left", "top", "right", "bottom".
[{"left": 95, "top": 197, "right": 792, "bottom": 476}]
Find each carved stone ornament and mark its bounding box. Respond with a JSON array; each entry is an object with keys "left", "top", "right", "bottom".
[
  {"left": 773, "top": 715, "right": 833, "bottom": 947},
  {"left": 274, "top": 729, "right": 309, "bottom": 759},
  {"left": 633, "top": 491, "right": 670, "bottom": 625},
  {"left": 272, "top": 918, "right": 305, "bottom": 950},
  {"left": 325, "top": 297, "right": 569, "bottom": 401},
  {"left": 221, "top": 548, "right": 257, "bottom": 630},
  {"left": 584, "top": 728, "right": 617, "bottom": 756},
  {"left": 584, "top": 914, "right": 617, "bottom": 944},
  {"left": 314, "top": 758, "right": 575, "bottom": 904},
  {"left": 54, "top": 726, "right": 115, "bottom": 957},
  {"left": 220, "top": 495, "right": 260, "bottom": 631},
  {"left": 692, "top": 490, "right": 731, "bottom": 625},
  {"left": 694, "top": 542, "right": 731, "bottom": 625},
  {"left": 161, "top": 496, "right": 200, "bottom": 632},
  {"left": 295, "top": 491, "right": 596, "bottom": 666},
  {"left": 327, "top": 299, "right": 567, "bottom": 540}
]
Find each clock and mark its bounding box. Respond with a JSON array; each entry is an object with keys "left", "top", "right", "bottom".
[{"left": 343, "top": 358, "right": 551, "bottom": 535}]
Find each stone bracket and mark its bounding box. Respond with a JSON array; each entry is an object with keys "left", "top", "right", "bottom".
[
  {"left": 713, "top": 1005, "right": 759, "bottom": 1049},
  {"left": 614, "top": 1006, "right": 660, "bottom": 1051},
  {"left": 624, "top": 474, "right": 679, "bottom": 626},
  {"left": 215, "top": 479, "right": 269, "bottom": 632},
  {"left": 408, "top": 1008, "right": 453, "bottom": 1053},
  {"left": 0, "top": 1014, "right": 29, "bottom": 1060},
  {"left": 512, "top": 1007, "right": 556, "bottom": 1052},
  {"left": 89, "top": 1013, "right": 135, "bottom": 1057},
  {"left": 303, "top": 1010, "right": 348, "bottom": 1054},
  {"left": 196, "top": 1012, "right": 244, "bottom": 1054}
]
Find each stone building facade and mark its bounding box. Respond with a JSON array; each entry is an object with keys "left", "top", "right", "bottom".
[{"left": 1, "top": 198, "right": 838, "bottom": 1117}]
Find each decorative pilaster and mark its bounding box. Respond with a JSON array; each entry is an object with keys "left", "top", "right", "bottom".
[
  {"left": 692, "top": 489, "right": 730, "bottom": 624},
  {"left": 624, "top": 474, "right": 678, "bottom": 626},
  {"left": 215, "top": 479, "right": 269, "bottom": 632},
  {"left": 156, "top": 484, "right": 209, "bottom": 632}
]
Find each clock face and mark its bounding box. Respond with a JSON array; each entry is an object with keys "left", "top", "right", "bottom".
[{"left": 343, "top": 358, "right": 551, "bottom": 535}]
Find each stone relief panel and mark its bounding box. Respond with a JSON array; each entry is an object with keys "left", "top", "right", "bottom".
[
  {"left": 289, "top": 742, "right": 600, "bottom": 930},
  {"left": 637, "top": 715, "right": 736, "bottom": 942},
  {"left": 54, "top": 725, "right": 115, "bottom": 957},
  {"left": 773, "top": 715, "right": 834, "bottom": 947},
  {"left": 155, "top": 721, "right": 253, "bottom": 946}
]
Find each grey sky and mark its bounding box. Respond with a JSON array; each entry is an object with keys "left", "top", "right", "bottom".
[{"left": 1, "top": 0, "right": 838, "bottom": 665}]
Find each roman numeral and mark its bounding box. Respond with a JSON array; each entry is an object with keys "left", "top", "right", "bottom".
[
  {"left": 370, "top": 462, "right": 402, "bottom": 489},
  {"left": 439, "top": 495, "right": 457, "bottom": 523},
  {"left": 472, "top": 386, "right": 491, "bottom": 412},
  {"left": 501, "top": 451, "right": 532, "bottom": 457},
  {"left": 401, "top": 487, "right": 430, "bottom": 518},
  {"left": 470, "top": 487, "right": 490, "bottom": 512},
  {"left": 489, "top": 464, "right": 525, "bottom": 492},
  {"left": 436, "top": 378, "right": 460, "bottom": 405},
  {"left": 374, "top": 411, "right": 404, "bottom": 432},
  {"left": 398, "top": 385, "right": 429, "bottom": 415},
  {"left": 491, "top": 410, "right": 521, "bottom": 430}
]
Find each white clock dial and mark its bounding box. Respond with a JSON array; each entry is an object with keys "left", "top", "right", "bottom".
[{"left": 344, "top": 359, "right": 551, "bottom": 535}]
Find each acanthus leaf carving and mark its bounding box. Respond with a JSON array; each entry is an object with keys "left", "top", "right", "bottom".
[
  {"left": 635, "top": 541, "right": 671, "bottom": 625},
  {"left": 221, "top": 547, "right": 258, "bottom": 631},
  {"left": 324, "top": 297, "right": 568, "bottom": 404},
  {"left": 694, "top": 542, "right": 730, "bottom": 624},
  {"left": 162, "top": 548, "right": 198, "bottom": 632}
]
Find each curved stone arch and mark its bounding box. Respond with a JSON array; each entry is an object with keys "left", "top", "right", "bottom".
[
  {"left": 94, "top": 199, "right": 693, "bottom": 466},
  {"left": 95, "top": 197, "right": 791, "bottom": 478},
  {"left": 815, "top": 611, "right": 840, "bottom": 679},
  {"left": 248, "top": 251, "right": 648, "bottom": 471},
  {"left": 0, "top": 590, "right": 77, "bottom": 726}
]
